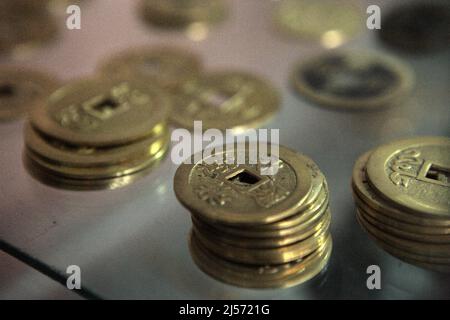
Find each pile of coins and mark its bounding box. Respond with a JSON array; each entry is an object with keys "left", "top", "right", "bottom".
[
  {"left": 352, "top": 137, "right": 450, "bottom": 273},
  {"left": 174, "top": 143, "right": 332, "bottom": 288},
  {"left": 99, "top": 47, "right": 281, "bottom": 132},
  {"left": 24, "top": 78, "right": 171, "bottom": 190},
  {"left": 291, "top": 50, "right": 414, "bottom": 110}
]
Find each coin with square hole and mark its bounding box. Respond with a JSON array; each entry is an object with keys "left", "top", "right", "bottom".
[
  {"left": 366, "top": 136, "right": 450, "bottom": 218},
  {"left": 30, "top": 78, "right": 171, "bottom": 146},
  {"left": 170, "top": 71, "right": 280, "bottom": 131},
  {"left": 174, "top": 144, "right": 314, "bottom": 225}
]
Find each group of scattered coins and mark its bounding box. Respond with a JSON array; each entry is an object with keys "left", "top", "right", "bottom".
[
  {"left": 2, "top": 44, "right": 279, "bottom": 189},
  {"left": 1, "top": 0, "right": 449, "bottom": 291},
  {"left": 98, "top": 46, "right": 281, "bottom": 132},
  {"left": 352, "top": 137, "right": 450, "bottom": 273},
  {"left": 175, "top": 144, "right": 332, "bottom": 288}
]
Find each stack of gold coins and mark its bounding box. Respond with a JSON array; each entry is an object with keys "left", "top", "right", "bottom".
[
  {"left": 99, "top": 47, "right": 281, "bottom": 132},
  {"left": 174, "top": 143, "right": 332, "bottom": 288},
  {"left": 352, "top": 137, "right": 450, "bottom": 273},
  {"left": 24, "top": 78, "right": 171, "bottom": 190}
]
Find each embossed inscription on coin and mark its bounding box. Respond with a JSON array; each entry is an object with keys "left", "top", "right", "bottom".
[
  {"left": 366, "top": 137, "right": 450, "bottom": 217},
  {"left": 170, "top": 72, "right": 280, "bottom": 131}
]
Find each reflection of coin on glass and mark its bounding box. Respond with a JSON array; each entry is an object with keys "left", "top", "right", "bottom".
[{"left": 292, "top": 51, "right": 414, "bottom": 110}]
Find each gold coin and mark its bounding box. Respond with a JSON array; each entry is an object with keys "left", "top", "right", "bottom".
[
  {"left": 366, "top": 136, "right": 450, "bottom": 218},
  {"left": 246, "top": 181, "right": 328, "bottom": 232},
  {"left": 170, "top": 71, "right": 280, "bottom": 132},
  {"left": 189, "top": 231, "right": 332, "bottom": 288},
  {"left": 25, "top": 122, "right": 168, "bottom": 168},
  {"left": 24, "top": 152, "right": 164, "bottom": 191},
  {"left": 30, "top": 78, "right": 171, "bottom": 147},
  {"left": 356, "top": 209, "right": 450, "bottom": 258},
  {"left": 25, "top": 133, "right": 169, "bottom": 179},
  {"left": 193, "top": 223, "right": 329, "bottom": 265},
  {"left": 275, "top": 0, "right": 363, "bottom": 47},
  {"left": 98, "top": 46, "right": 202, "bottom": 90},
  {"left": 193, "top": 209, "right": 330, "bottom": 249},
  {"left": 192, "top": 195, "right": 329, "bottom": 239},
  {"left": 357, "top": 210, "right": 450, "bottom": 264},
  {"left": 353, "top": 192, "right": 450, "bottom": 236},
  {"left": 352, "top": 151, "right": 450, "bottom": 227},
  {"left": 358, "top": 204, "right": 450, "bottom": 244},
  {"left": 292, "top": 51, "right": 414, "bottom": 110},
  {"left": 0, "top": 67, "right": 60, "bottom": 121},
  {"left": 140, "top": 0, "right": 227, "bottom": 29},
  {"left": 174, "top": 144, "right": 316, "bottom": 226}
]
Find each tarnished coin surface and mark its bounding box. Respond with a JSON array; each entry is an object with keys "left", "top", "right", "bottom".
[
  {"left": 292, "top": 51, "right": 414, "bottom": 110},
  {"left": 170, "top": 71, "right": 280, "bottom": 131},
  {"left": 30, "top": 78, "right": 171, "bottom": 147},
  {"left": 174, "top": 144, "right": 315, "bottom": 225},
  {"left": 0, "top": 67, "right": 60, "bottom": 121},
  {"left": 275, "top": 0, "right": 363, "bottom": 48},
  {"left": 98, "top": 47, "right": 202, "bottom": 90},
  {"left": 366, "top": 136, "right": 450, "bottom": 218}
]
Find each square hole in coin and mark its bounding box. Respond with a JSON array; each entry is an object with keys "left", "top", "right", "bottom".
[
  {"left": 227, "top": 169, "right": 261, "bottom": 187},
  {"left": 93, "top": 97, "right": 119, "bottom": 113},
  {"left": 426, "top": 164, "right": 450, "bottom": 186}
]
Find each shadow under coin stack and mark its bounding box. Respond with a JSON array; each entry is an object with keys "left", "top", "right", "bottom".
[
  {"left": 24, "top": 78, "right": 171, "bottom": 190},
  {"left": 352, "top": 137, "right": 450, "bottom": 273},
  {"left": 174, "top": 144, "right": 332, "bottom": 288}
]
